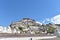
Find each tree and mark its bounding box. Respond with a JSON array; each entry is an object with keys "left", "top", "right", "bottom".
[
  {"left": 47, "top": 27, "right": 56, "bottom": 33},
  {"left": 18, "top": 27, "right": 23, "bottom": 31}
]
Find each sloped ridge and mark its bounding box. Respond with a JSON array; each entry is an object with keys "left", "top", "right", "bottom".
[{"left": 10, "top": 18, "right": 41, "bottom": 34}]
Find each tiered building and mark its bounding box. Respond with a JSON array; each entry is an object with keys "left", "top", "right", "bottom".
[{"left": 10, "top": 18, "right": 42, "bottom": 34}]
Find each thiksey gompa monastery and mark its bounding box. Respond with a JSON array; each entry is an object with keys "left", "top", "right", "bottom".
[
  {"left": 0, "top": 18, "right": 42, "bottom": 34},
  {"left": 0, "top": 18, "right": 60, "bottom": 35}
]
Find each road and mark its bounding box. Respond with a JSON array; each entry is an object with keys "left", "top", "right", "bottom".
[
  {"left": 0, "top": 33, "right": 55, "bottom": 37},
  {"left": 41, "top": 37, "right": 60, "bottom": 40}
]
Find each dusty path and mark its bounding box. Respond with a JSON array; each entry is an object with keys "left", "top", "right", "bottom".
[{"left": 0, "top": 33, "right": 55, "bottom": 38}]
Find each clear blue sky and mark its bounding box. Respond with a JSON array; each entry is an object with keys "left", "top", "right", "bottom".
[{"left": 0, "top": 0, "right": 60, "bottom": 26}]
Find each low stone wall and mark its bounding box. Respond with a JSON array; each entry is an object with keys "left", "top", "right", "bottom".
[
  {"left": 0, "top": 36, "right": 57, "bottom": 40},
  {"left": 0, "top": 33, "right": 55, "bottom": 37}
]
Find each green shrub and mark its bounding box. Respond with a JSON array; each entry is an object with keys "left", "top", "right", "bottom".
[
  {"left": 47, "top": 27, "right": 55, "bottom": 33},
  {"left": 18, "top": 27, "right": 23, "bottom": 31}
]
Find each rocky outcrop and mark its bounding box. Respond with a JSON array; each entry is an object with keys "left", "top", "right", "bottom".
[{"left": 10, "top": 18, "right": 41, "bottom": 34}]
